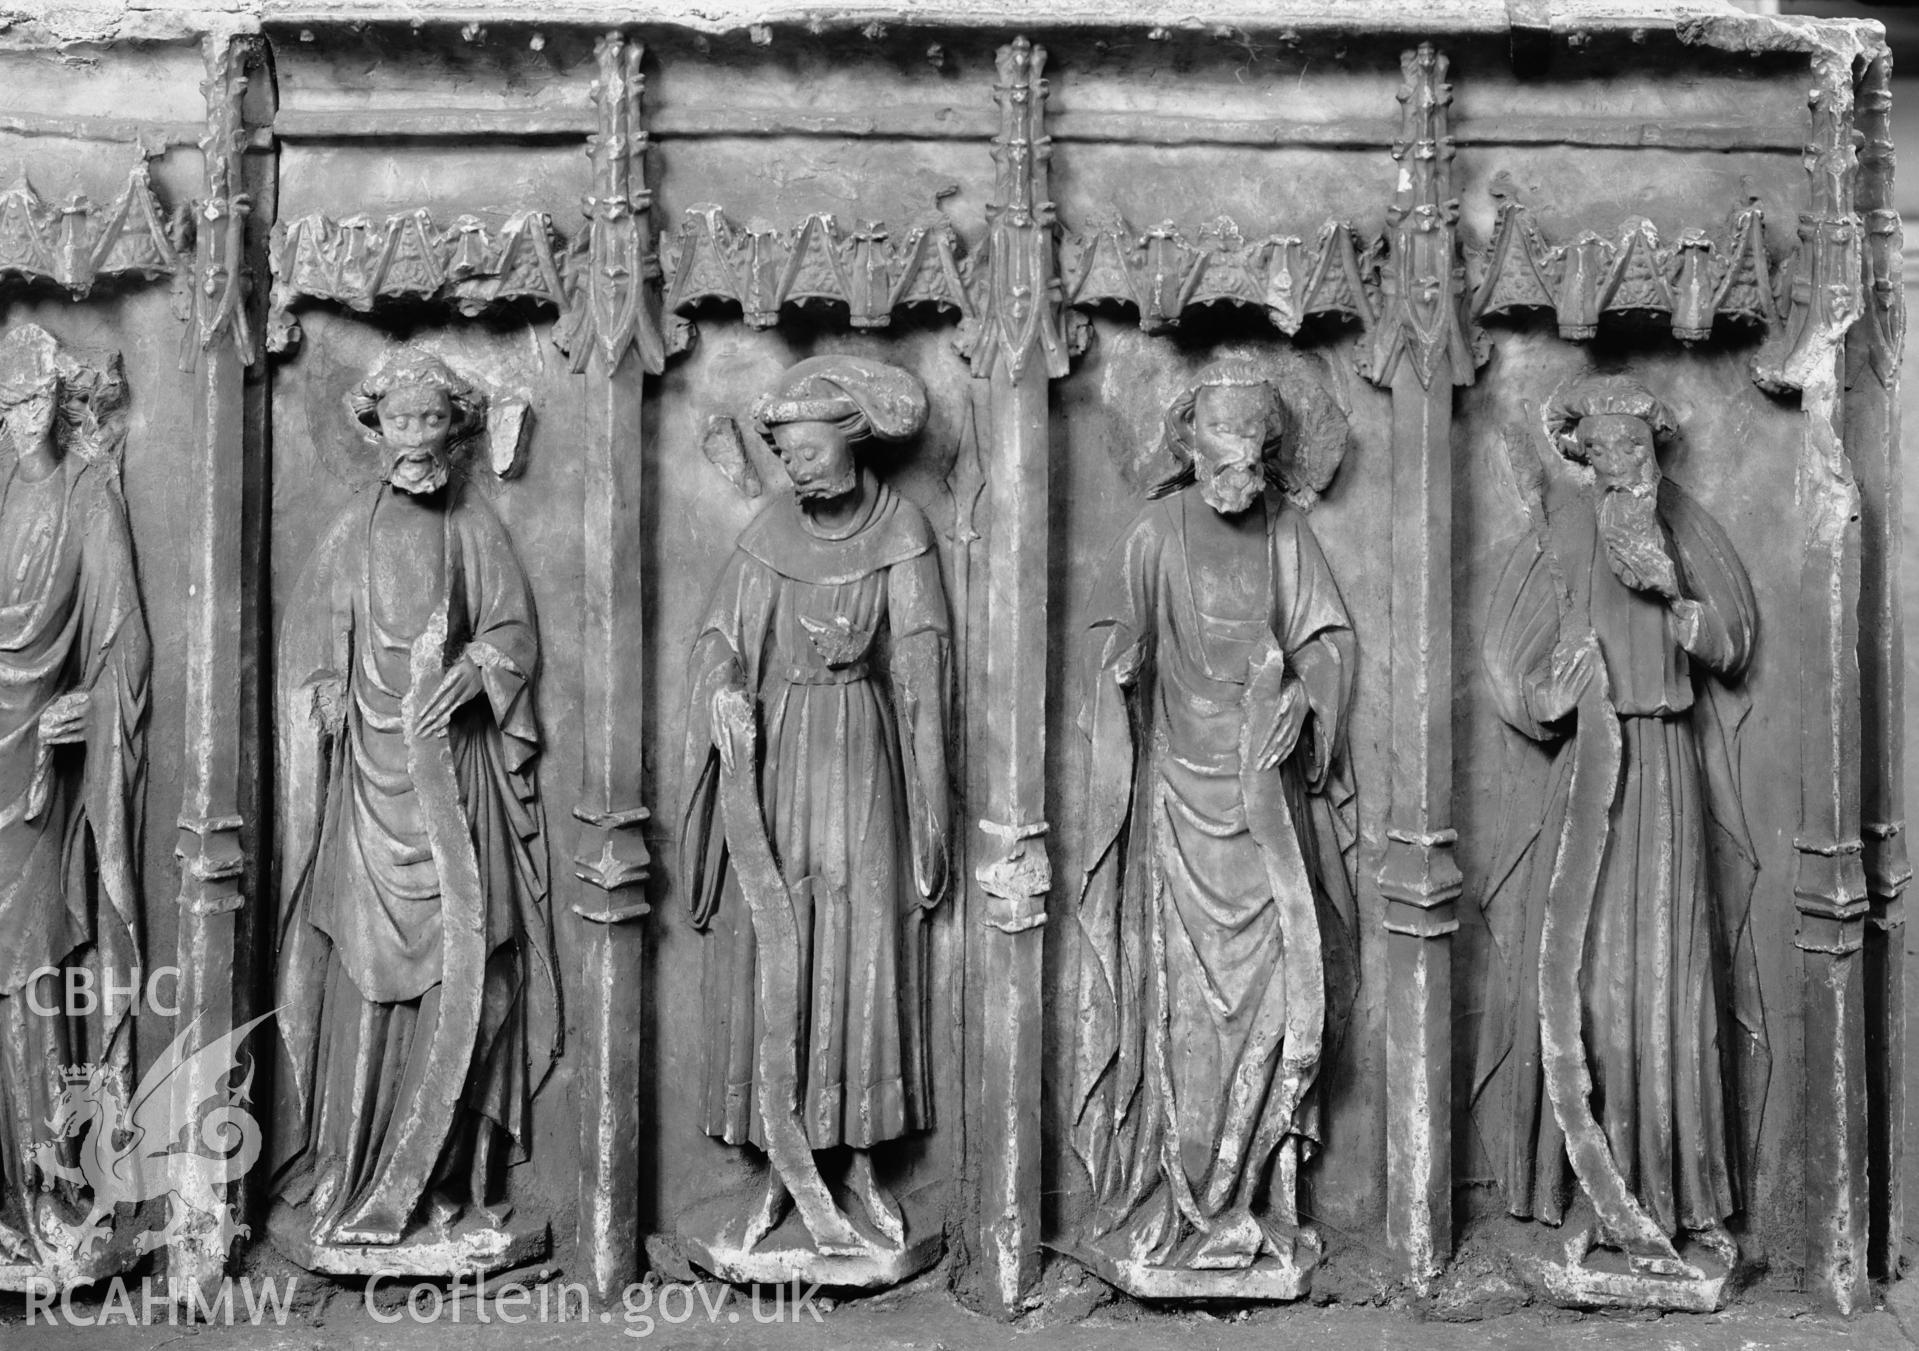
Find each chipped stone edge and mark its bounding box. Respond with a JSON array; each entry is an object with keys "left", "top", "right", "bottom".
[{"left": 0, "top": 0, "right": 1886, "bottom": 51}]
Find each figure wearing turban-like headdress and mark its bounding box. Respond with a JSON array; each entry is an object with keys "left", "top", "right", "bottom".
[{"left": 681, "top": 355, "right": 950, "bottom": 1255}]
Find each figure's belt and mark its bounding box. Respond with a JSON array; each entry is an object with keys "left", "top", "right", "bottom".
[{"left": 781, "top": 662, "right": 869, "bottom": 685}]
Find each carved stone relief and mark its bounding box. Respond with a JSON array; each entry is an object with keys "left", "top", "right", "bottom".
[
  {"left": 0, "top": 5, "right": 1903, "bottom": 1335},
  {"left": 1067, "top": 356, "right": 1356, "bottom": 1300},
  {"left": 0, "top": 325, "right": 150, "bottom": 1291},
  {"left": 670, "top": 355, "right": 951, "bottom": 1288},
  {"left": 269, "top": 345, "right": 558, "bottom": 1277},
  {"left": 1474, "top": 377, "right": 1764, "bottom": 1311}
]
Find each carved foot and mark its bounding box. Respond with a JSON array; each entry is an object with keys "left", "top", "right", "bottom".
[
  {"left": 1562, "top": 1222, "right": 1597, "bottom": 1268},
  {"left": 329, "top": 1198, "right": 407, "bottom": 1247},
  {"left": 1624, "top": 1240, "right": 1699, "bottom": 1281},
  {"left": 739, "top": 1169, "right": 790, "bottom": 1254},
  {"left": 845, "top": 1151, "right": 905, "bottom": 1249},
  {"left": 801, "top": 1206, "right": 870, "bottom": 1258},
  {"left": 1688, "top": 1223, "right": 1738, "bottom": 1272},
  {"left": 0, "top": 1218, "right": 32, "bottom": 1262},
  {"left": 329, "top": 1173, "right": 418, "bottom": 1246},
  {"left": 1186, "top": 1208, "right": 1263, "bottom": 1270},
  {"left": 1565, "top": 1219, "right": 1700, "bottom": 1281},
  {"left": 424, "top": 1190, "right": 464, "bottom": 1232}
]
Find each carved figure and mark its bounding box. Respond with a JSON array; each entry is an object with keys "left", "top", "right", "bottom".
[
  {"left": 271, "top": 346, "right": 558, "bottom": 1270},
  {"left": 1070, "top": 356, "right": 1357, "bottom": 1290},
  {"left": 1474, "top": 376, "right": 1767, "bottom": 1286},
  {"left": 681, "top": 356, "right": 950, "bottom": 1267},
  {"left": 0, "top": 325, "right": 148, "bottom": 1280}
]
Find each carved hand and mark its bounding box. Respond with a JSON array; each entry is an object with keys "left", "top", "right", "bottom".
[
  {"left": 415, "top": 657, "right": 484, "bottom": 738},
  {"left": 1248, "top": 677, "right": 1308, "bottom": 772},
  {"left": 1668, "top": 596, "right": 1707, "bottom": 654},
  {"left": 37, "top": 691, "right": 88, "bottom": 746},
  {"left": 1529, "top": 634, "right": 1602, "bottom": 725},
  {"left": 711, "top": 684, "right": 756, "bottom": 775},
  {"left": 309, "top": 675, "right": 348, "bottom": 738}
]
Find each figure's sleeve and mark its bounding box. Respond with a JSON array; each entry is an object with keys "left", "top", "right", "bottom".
[
  {"left": 888, "top": 546, "right": 952, "bottom": 904},
  {"left": 1483, "top": 538, "right": 1568, "bottom": 742},
  {"left": 679, "top": 548, "right": 769, "bottom": 928},
  {"left": 1663, "top": 482, "right": 1756, "bottom": 680},
  {"left": 461, "top": 501, "right": 542, "bottom": 773},
  {"left": 1276, "top": 512, "right": 1355, "bottom": 790},
  {"left": 72, "top": 478, "right": 150, "bottom": 1062},
  {"left": 1079, "top": 512, "right": 1161, "bottom": 873}
]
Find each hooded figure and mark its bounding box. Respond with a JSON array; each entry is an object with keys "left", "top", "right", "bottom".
[
  {"left": 1070, "top": 357, "right": 1359, "bottom": 1277},
  {"left": 272, "top": 346, "right": 559, "bottom": 1254},
  {"left": 1472, "top": 375, "right": 1767, "bottom": 1274},
  {"left": 681, "top": 355, "right": 950, "bottom": 1254},
  {"left": 0, "top": 326, "right": 148, "bottom": 1260}
]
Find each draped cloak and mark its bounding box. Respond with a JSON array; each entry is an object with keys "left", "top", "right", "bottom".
[
  {"left": 1471, "top": 478, "right": 1768, "bottom": 1239},
  {"left": 680, "top": 474, "right": 950, "bottom": 1152},
  {"left": 272, "top": 479, "right": 559, "bottom": 1237},
  {"left": 1070, "top": 488, "right": 1358, "bottom": 1266},
  {"left": 0, "top": 456, "right": 147, "bottom": 1235}
]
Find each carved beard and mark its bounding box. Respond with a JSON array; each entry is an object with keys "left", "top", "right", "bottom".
[
  {"left": 1596, "top": 486, "right": 1679, "bottom": 597},
  {"left": 795, "top": 465, "right": 859, "bottom": 503},
  {"left": 1198, "top": 461, "right": 1262, "bottom": 515},
  {"left": 385, "top": 446, "right": 452, "bottom": 496}
]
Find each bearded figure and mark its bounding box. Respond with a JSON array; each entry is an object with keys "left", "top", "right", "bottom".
[
  {"left": 1069, "top": 356, "right": 1358, "bottom": 1291},
  {"left": 0, "top": 326, "right": 147, "bottom": 1271},
  {"left": 681, "top": 355, "right": 950, "bottom": 1271},
  {"left": 271, "top": 346, "right": 558, "bottom": 1267},
  {"left": 1473, "top": 375, "right": 1767, "bottom": 1283}
]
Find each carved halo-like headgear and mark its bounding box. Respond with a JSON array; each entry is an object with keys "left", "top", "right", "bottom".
[
  {"left": 1153, "top": 352, "right": 1349, "bottom": 509},
  {"left": 0, "top": 324, "right": 129, "bottom": 464},
  {"left": 750, "top": 355, "right": 929, "bottom": 452},
  {"left": 0, "top": 324, "right": 60, "bottom": 405},
  {"left": 345, "top": 345, "right": 487, "bottom": 445},
  {"left": 1546, "top": 374, "right": 1677, "bottom": 463}
]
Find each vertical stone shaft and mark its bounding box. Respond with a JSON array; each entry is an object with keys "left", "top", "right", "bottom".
[
  {"left": 967, "top": 37, "right": 1066, "bottom": 1315},
  {"left": 1365, "top": 44, "right": 1469, "bottom": 1283},
  {"left": 1781, "top": 55, "right": 1871, "bottom": 1316},
  {"left": 1851, "top": 53, "right": 1909, "bottom": 1284},
  {"left": 1379, "top": 359, "right": 1460, "bottom": 1281},
  {"left": 167, "top": 30, "right": 261, "bottom": 1303},
  {"left": 567, "top": 32, "right": 663, "bottom": 1302},
  {"left": 977, "top": 361, "right": 1050, "bottom": 1312}
]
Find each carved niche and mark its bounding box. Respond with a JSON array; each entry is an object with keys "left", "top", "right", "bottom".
[
  {"left": 268, "top": 344, "right": 559, "bottom": 1278},
  {"left": 674, "top": 354, "right": 952, "bottom": 1288},
  {"left": 1066, "top": 353, "right": 1357, "bottom": 1300},
  {"left": 0, "top": 325, "right": 152, "bottom": 1291},
  {"left": 1473, "top": 377, "right": 1764, "bottom": 1311}
]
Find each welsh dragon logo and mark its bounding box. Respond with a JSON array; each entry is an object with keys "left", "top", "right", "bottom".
[{"left": 30, "top": 1012, "right": 273, "bottom": 1261}]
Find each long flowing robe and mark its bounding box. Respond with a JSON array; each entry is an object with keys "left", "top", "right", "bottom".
[
  {"left": 1070, "top": 487, "right": 1358, "bottom": 1267},
  {"left": 1472, "top": 478, "right": 1768, "bottom": 1239},
  {"left": 681, "top": 474, "right": 950, "bottom": 1152},
  {"left": 272, "top": 479, "right": 559, "bottom": 1241},
  {"left": 0, "top": 454, "right": 147, "bottom": 1235}
]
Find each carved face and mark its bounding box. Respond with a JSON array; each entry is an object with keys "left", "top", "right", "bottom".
[
  {"left": 376, "top": 385, "right": 456, "bottom": 496},
  {"left": 1191, "top": 384, "right": 1273, "bottom": 516},
  {"left": 771, "top": 420, "right": 858, "bottom": 503},
  {"left": 1576, "top": 413, "right": 1659, "bottom": 494},
  {"left": 0, "top": 377, "right": 59, "bottom": 453}
]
